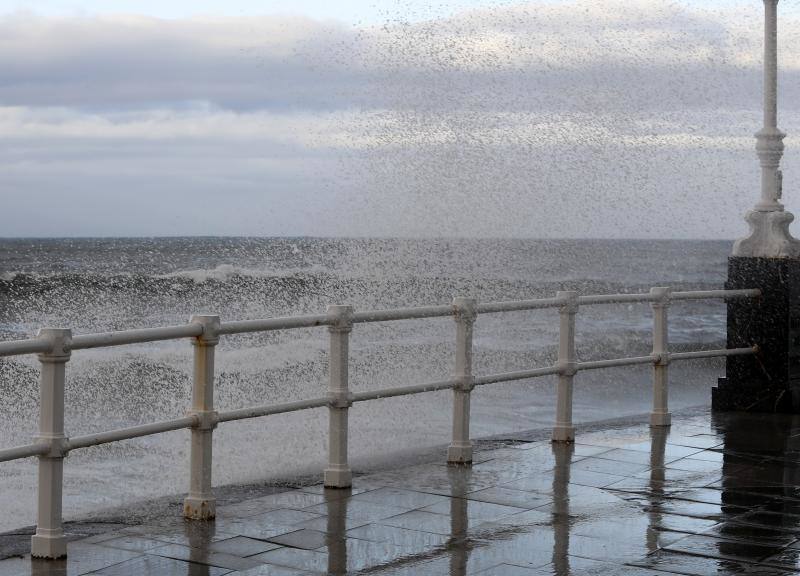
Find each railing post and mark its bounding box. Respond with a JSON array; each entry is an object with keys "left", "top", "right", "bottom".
[
  {"left": 553, "top": 291, "right": 577, "bottom": 443},
  {"left": 325, "top": 305, "right": 353, "bottom": 488},
  {"left": 448, "top": 297, "right": 476, "bottom": 464},
  {"left": 31, "top": 328, "right": 71, "bottom": 559},
  {"left": 184, "top": 315, "right": 220, "bottom": 520},
  {"left": 650, "top": 287, "right": 672, "bottom": 427}
]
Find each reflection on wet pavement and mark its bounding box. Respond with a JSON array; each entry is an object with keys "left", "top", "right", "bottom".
[{"left": 5, "top": 409, "right": 800, "bottom": 574}]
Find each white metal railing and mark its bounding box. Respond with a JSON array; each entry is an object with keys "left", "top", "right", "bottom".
[{"left": 0, "top": 286, "right": 759, "bottom": 558}]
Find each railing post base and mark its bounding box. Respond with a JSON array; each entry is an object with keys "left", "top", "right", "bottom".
[
  {"left": 650, "top": 412, "right": 671, "bottom": 427},
  {"left": 31, "top": 457, "right": 68, "bottom": 558},
  {"left": 31, "top": 530, "right": 67, "bottom": 560},
  {"left": 324, "top": 467, "right": 352, "bottom": 488},
  {"left": 183, "top": 495, "right": 216, "bottom": 520},
  {"left": 447, "top": 443, "right": 472, "bottom": 464},
  {"left": 447, "top": 390, "right": 473, "bottom": 465},
  {"left": 323, "top": 406, "right": 352, "bottom": 488},
  {"left": 552, "top": 426, "right": 575, "bottom": 443}
]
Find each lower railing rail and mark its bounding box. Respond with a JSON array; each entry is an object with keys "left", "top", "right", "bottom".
[{"left": 0, "top": 286, "right": 760, "bottom": 558}]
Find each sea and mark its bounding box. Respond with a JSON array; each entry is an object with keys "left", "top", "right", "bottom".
[{"left": 0, "top": 237, "right": 731, "bottom": 532}]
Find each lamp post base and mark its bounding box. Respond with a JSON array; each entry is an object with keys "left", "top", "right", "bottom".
[
  {"left": 732, "top": 210, "right": 800, "bottom": 259},
  {"left": 713, "top": 256, "right": 800, "bottom": 413}
]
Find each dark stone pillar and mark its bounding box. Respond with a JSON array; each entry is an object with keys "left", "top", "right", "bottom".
[{"left": 713, "top": 256, "right": 800, "bottom": 412}]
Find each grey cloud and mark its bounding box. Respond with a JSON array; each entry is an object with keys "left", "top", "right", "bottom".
[
  {"left": 0, "top": 4, "right": 790, "bottom": 113},
  {"left": 1, "top": 1, "right": 797, "bottom": 239}
]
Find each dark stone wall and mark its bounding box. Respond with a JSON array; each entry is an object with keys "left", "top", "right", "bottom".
[{"left": 713, "top": 257, "right": 800, "bottom": 412}]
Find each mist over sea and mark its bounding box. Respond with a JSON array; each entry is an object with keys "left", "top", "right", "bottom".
[{"left": 0, "top": 237, "right": 731, "bottom": 531}]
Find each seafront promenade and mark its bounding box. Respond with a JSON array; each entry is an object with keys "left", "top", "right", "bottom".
[{"left": 2, "top": 406, "right": 800, "bottom": 575}]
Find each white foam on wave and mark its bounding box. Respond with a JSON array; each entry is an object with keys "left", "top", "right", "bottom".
[
  {"left": 156, "top": 263, "right": 330, "bottom": 283},
  {"left": 0, "top": 264, "right": 330, "bottom": 284},
  {"left": 0, "top": 270, "right": 139, "bottom": 281}
]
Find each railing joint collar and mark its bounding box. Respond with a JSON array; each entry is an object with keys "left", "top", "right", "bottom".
[
  {"left": 190, "top": 315, "right": 221, "bottom": 346},
  {"left": 452, "top": 297, "right": 477, "bottom": 323},
  {"left": 327, "top": 391, "right": 354, "bottom": 409},
  {"left": 650, "top": 287, "right": 672, "bottom": 308},
  {"left": 556, "top": 291, "right": 579, "bottom": 314},
  {"left": 34, "top": 435, "right": 69, "bottom": 459},
  {"left": 36, "top": 328, "right": 72, "bottom": 361},
  {"left": 327, "top": 305, "right": 354, "bottom": 333},
  {"left": 557, "top": 361, "right": 578, "bottom": 377},
  {"left": 455, "top": 376, "right": 475, "bottom": 392},
  {"left": 187, "top": 410, "right": 218, "bottom": 430},
  {"left": 652, "top": 352, "right": 670, "bottom": 366}
]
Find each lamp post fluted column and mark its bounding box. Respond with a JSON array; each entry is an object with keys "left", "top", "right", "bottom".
[{"left": 733, "top": 0, "right": 800, "bottom": 257}]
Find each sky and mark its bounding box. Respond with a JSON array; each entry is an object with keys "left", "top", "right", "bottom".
[
  {"left": 0, "top": 0, "right": 504, "bottom": 23},
  {"left": 1, "top": 0, "right": 799, "bottom": 238},
  {"left": 0, "top": 0, "right": 780, "bottom": 22}
]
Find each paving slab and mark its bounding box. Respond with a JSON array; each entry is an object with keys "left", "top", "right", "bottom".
[
  {"left": 266, "top": 530, "right": 330, "bottom": 551},
  {"left": 208, "top": 536, "right": 283, "bottom": 557},
  {"left": 229, "top": 566, "right": 312, "bottom": 576},
  {"left": 347, "top": 487, "right": 446, "bottom": 509},
  {"left": 0, "top": 542, "right": 142, "bottom": 576},
  {"left": 344, "top": 523, "right": 450, "bottom": 547},
  {"left": 301, "top": 500, "right": 411, "bottom": 523},
  {"left": 98, "top": 535, "right": 169, "bottom": 553},
  {"left": 474, "top": 564, "right": 544, "bottom": 575},
  {"left": 92, "top": 554, "right": 233, "bottom": 575},
  {"left": 148, "top": 543, "right": 264, "bottom": 571},
  {"left": 464, "top": 486, "right": 551, "bottom": 508}
]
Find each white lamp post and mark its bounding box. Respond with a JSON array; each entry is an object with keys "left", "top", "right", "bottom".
[
  {"left": 714, "top": 0, "right": 800, "bottom": 413},
  {"left": 733, "top": 0, "right": 800, "bottom": 258}
]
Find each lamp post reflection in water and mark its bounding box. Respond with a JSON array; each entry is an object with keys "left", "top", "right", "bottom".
[{"left": 714, "top": 411, "right": 800, "bottom": 566}]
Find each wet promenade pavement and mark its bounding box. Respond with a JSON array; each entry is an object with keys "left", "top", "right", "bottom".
[{"left": 4, "top": 409, "right": 800, "bottom": 575}]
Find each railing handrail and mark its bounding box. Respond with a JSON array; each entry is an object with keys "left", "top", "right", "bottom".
[
  {"left": 0, "top": 287, "right": 761, "bottom": 357},
  {"left": 0, "top": 285, "right": 762, "bottom": 559},
  {"left": 0, "top": 345, "right": 759, "bottom": 462}
]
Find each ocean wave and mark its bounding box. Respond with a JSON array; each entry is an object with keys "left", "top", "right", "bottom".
[
  {"left": 0, "top": 269, "right": 340, "bottom": 331},
  {"left": 0, "top": 263, "right": 332, "bottom": 283},
  {"left": 0, "top": 269, "right": 333, "bottom": 292}
]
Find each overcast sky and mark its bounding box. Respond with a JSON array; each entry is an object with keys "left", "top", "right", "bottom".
[{"left": 1, "top": 0, "right": 799, "bottom": 238}]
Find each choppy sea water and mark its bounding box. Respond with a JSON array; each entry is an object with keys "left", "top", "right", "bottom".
[{"left": 0, "top": 237, "right": 730, "bottom": 531}]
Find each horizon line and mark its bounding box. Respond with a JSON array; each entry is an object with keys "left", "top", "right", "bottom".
[{"left": 0, "top": 235, "right": 736, "bottom": 242}]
